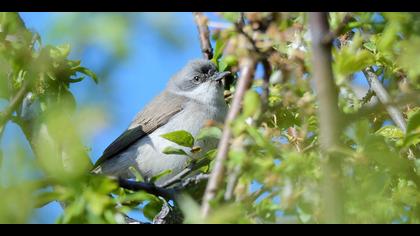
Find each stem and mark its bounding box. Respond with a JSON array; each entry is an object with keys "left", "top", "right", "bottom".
[
  {"left": 201, "top": 57, "right": 256, "bottom": 218},
  {"left": 193, "top": 12, "right": 213, "bottom": 60},
  {"left": 362, "top": 67, "right": 407, "bottom": 132},
  {"left": 0, "top": 81, "right": 29, "bottom": 132}
]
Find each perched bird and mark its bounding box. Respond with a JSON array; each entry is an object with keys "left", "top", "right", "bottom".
[{"left": 92, "top": 59, "right": 230, "bottom": 185}]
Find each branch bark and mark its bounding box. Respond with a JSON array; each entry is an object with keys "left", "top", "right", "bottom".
[
  {"left": 193, "top": 12, "right": 213, "bottom": 60},
  {"left": 201, "top": 57, "right": 256, "bottom": 218},
  {"left": 309, "top": 12, "right": 344, "bottom": 224},
  {"left": 362, "top": 67, "right": 407, "bottom": 132},
  {"left": 118, "top": 178, "right": 176, "bottom": 200}
]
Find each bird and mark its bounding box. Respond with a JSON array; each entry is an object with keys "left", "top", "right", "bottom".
[{"left": 92, "top": 59, "right": 230, "bottom": 185}]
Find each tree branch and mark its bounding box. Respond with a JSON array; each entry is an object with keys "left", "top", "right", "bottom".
[
  {"left": 159, "top": 157, "right": 210, "bottom": 188},
  {"left": 117, "top": 178, "right": 176, "bottom": 200},
  {"left": 116, "top": 171, "right": 211, "bottom": 201},
  {"left": 193, "top": 12, "right": 213, "bottom": 60},
  {"left": 309, "top": 12, "right": 344, "bottom": 224},
  {"left": 346, "top": 92, "right": 420, "bottom": 122},
  {"left": 362, "top": 67, "right": 408, "bottom": 132},
  {"left": 201, "top": 57, "right": 256, "bottom": 218},
  {"left": 0, "top": 81, "right": 29, "bottom": 131}
]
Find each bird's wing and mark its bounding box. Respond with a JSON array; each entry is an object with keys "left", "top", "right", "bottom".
[{"left": 93, "top": 91, "right": 187, "bottom": 168}]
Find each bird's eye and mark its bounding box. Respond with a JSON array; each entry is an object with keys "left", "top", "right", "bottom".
[{"left": 192, "top": 76, "right": 201, "bottom": 84}]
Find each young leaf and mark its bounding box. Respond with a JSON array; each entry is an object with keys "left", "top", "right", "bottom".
[
  {"left": 243, "top": 90, "right": 261, "bottom": 117},
  {"left": 128, "top": 166, "right": 144, "bottom": 182},
  {"left": 196, "top": 127, "right": 222, "bottom": 141},
  {"left": 218, "top": 60, "right": 228, "bottom": 72},
  {"left": 406, "top": 106, "right": 420, "bottom": 135},
  {"left": 214, "top": 39, "right": 226, "bottom": 61},
  {"left": 221, "top": 12, "right": 241, "bottom": 23},
  {"left": 75, "top": 66, "right": 98, "bottom": 84},
  {"left": 402, "top": 109, "right": 420, "bottom": 147},
  {"left": 150, "top": 169, "right": 172, "bottom": 183},
  {"left": 160, "top": 130, "right": 195, "bottom": 148},
  {"left": 162, "top": 146, "right": 188, "bottom": 156},
  {"left": 143, "top": 197, "right": 163, "bottom": 221},
  {"left": 375, "top": 125, "right": 404, "bottom": 139}
]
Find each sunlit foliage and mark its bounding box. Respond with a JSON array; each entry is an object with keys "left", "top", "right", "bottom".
[{"left": 1, "top": 12, "right": 420, "bottom": 224}]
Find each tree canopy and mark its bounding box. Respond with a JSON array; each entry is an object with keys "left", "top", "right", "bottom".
[{"left": 0, "top": 12, "right": 420, "bottom": 224}]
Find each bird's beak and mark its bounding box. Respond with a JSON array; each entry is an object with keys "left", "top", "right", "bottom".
[{"left": 210, "top": 71, "right": 231, "bottom": 81}]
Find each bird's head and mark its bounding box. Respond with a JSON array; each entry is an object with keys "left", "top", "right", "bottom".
[{"left": 167, "top": 59, "right": 230, "bottom": 104}]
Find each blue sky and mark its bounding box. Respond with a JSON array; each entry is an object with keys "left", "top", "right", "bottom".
[{"left": 15, "top": 12, "right": 208, "bottom": 223}]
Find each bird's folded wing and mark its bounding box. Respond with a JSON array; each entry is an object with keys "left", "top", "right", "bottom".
[{"left": 93, "top": 91, "right": 186, "bottom": 168}]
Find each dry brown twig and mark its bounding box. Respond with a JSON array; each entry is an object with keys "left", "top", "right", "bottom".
[
  {"left": 193, "top": 12, "right": 213, "bottom": 60},
  {"left": 201, "top": 57, "right": 256, "bottom": 218}
]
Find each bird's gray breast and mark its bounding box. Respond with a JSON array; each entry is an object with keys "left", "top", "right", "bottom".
[{"left": 99, "top": 100, "right": 227, "bottom": 184}]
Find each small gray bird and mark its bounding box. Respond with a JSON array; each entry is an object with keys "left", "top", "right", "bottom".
[{"left": 92, "top": 59, "right": 230, "bottom": 185}]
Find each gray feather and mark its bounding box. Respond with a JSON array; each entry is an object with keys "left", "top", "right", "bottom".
[{"left": 94, "top": 91, "right": 187, "bottom": 167}]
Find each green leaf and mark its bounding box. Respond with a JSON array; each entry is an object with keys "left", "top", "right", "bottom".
[
  {"left": 67, "top": 77, "right": 84, "bottom": 83},
  {"left": 160, "top": 130, "right": 195, "bottom": 148},
  {"left": 402, "top": 109, "right": 420, "bottom": 147},
  {"left": 143, "top": 197, "right": 163, "bottom": 221},
  {"left": 56, "top": 44, "right": 71, "bottom": 58},
  {"left": 364, "top": 135, "right": 410, "bottom": 174},
  {"left": 223, "top": 55, "right": 238, "bottom": 67},
  {"left": 403, "top": 133, "right": 420, "bottom": 148},
  {"left": 35, "top": 191, "right": 62, "bottom": 208},
  {"left": 334, "top": 48, "right": 375, "bottom": 78},
  {"left": 128, "top": 166, "right": 144, "bottom": 182},
  {"left": 218, "top": 60, "right": 228, "bottom": 72},
  {"left": 214, "top": 39, "right": 226, "bottom": 60},
  {"left": 297, "top": 207, "right": 312, "bottom": 223},
  {"left": 243, "top": 90, "right": 261, "bottom": 117},
  {"left": 221, "top": 12, "right": 241, "bottom": 23},
  {"left": 162, "top": 146, "right": 188, "bottom": 156},
  {"left": 75, "top": 66, "right": 98, "bottom": 84},
  {"left": 196, "top": 127, "right": 222, "bottom": 141},
  {"left": 375, "top": 125, "right": 404, "bottom": 139},
  {"left": 397, "top": 36, "right": 420, "bottom": 82},
  {"left": 50, "top": 44, "right": 71, "bottom": 59},
  {"left": 150, "top": 169, "right": 172, "bottom": 183},
  {"left": 363, "top": 41, "right": 377, "bottom": 53}
]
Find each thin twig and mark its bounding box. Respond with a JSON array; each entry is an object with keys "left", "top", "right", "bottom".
[
  {"left": 362, "top": 67, "right": 417, "bottom": 160},
  {"left": 159, "top": 157, "right": 210, "bottom": 188},
  {"left": 309, "top": 12, "right": 344, "bottom": 224},
  {"left": 287, "top": 127, "right": 302, "bottom": 152},
  {"left": 323, "top": 13, "right": 353, "bottom": 45},
  {"left": 0, "top": 81, "right": 29, "bottom": 130},
  {"left": 261, "top": 59, "right": 272, "bottom": 109},
  {"left": 193, "top": 12, "right": 213, "bottom": 60},
  {"left": 116, "top": 171, "right": 211, "bottom": 201},
  {"left": 347, "top": 92, "right": 420, "bottom": 122},
  {"left": 234, "top": 19, "right": 272, "bottom": 108},
  {"left": 201, "top": 57, "right": 256, "bottom": 218},
  {"left": 362, "top": 67, "right": 407, "bottom": 132},
  {"left": 224, "top": 165, "right": 241, "bottom": 201}
]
